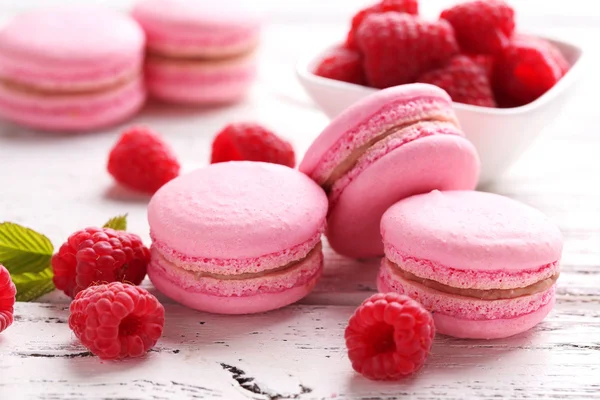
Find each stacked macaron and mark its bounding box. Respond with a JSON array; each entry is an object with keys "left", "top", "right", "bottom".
[
  {"left": 0, "top": 7, "right": 146, "bottom": 132},
  {"left": 299, "top": 83, "right": 563, "bottom": 339},
  {"left": 0, "top": 0, "right": 260, "bottom": 132},
  {"left": 142, "top": 83, "right": 563, "bottom": 339},
  {"left": 132, "top": 0, "right": 261, "bottom": 104}
]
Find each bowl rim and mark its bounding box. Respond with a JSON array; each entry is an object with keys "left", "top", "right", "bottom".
[{"left": 296, "top": 33, "right": 585, "bottom": 116}]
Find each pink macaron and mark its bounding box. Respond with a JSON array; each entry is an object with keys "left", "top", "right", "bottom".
[
  {"left": 299, "top": 83, "right": 480, "bottom": 259},
  {"left": 147, "top": 161, "right": 328, "bottom": 314},
  {"left": 378, "top": 190, "right": 563, "bottom": 339},
  {"left": 0, "top": 7, "right": 146, "bottom": 132},
  {"left": 132, "top": 0, "right": 261, "bottom": 104}
]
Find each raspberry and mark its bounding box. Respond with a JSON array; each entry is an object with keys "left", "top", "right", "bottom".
[
  {"left": 495, "top": 92, "right": 524, "bottom": 109},
  {"left": 467, "top": 54, "right": 495, "bottom": 82},
  {"left": 107, "top": 126, "right": 180, "bottom": 194},
  {"left": 417, "top": 55, "right": 497, "bottom": 107},
  {"left": 314, "top": 47, "right": 366, "bottom": 86},
  {"left": 0, "top": 265, "right": 16, "bottom": 334},
  {"left": 356, "top": 13, "right": 459, "bottom": 89},
  {"left": 345, "top": 293, "right": 435, "bottom": 380},
  {"left": 440, "top": 0, "right": 515, "bottom": 55},
  {"left": 494, "top": 35, "right": 570, "bottom": 105},
  {"left": 69, "top": 282, "right": 165, "bottom": 360},
  {"left": 211, "top": 123, "right": 295, "bottom": 167},
  {"left": 345, "top": 0, "right": 419, "bottom": 50},
  {"left": 52, "top": 227, "right": 150, "bottom": 299}
]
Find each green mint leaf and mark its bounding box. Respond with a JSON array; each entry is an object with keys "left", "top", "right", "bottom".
[
  {"left": 103, "top": 214, "right": 127, "bottom": 231},
  {"left": 0, "top": 222, "right": 55, "bottom": 302},
  {"left": 12, "top": 268, "right": 55, "bottom": 302},
  {"left": 0, "top": 222, "right": 53, "bottom": 274}
]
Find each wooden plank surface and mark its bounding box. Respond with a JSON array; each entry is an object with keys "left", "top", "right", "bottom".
[
  {"left": 1, "top": 300, "right": 599, "bottom": 400},
  {"left": 1, "top": 0, "right": 599, "bottom": 399}
]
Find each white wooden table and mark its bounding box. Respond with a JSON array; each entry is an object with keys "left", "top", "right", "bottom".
[{"left": 1, "top": 1, "right": 599, "bottom": 399}]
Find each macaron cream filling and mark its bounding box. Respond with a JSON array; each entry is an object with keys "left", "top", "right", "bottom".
[
  {"left": 0, "top": 71, "right": 140, "bottom": 96},
  {"left": 155, "top": 242, "right": 322, "bottom": 281},
  {"left": 308, "top": 94, "right": 458, "bottom": 187},
  {"left": 384, "top": 242, "right": 561, "bottom": 290},
  {"left": 150, "top": 225, "right": 324, "bottom": 275},
  {"left": 150, "top": 242, "right": 323, "bottom": 298},
  {"left": 327, "top": 121, "right": 464, "bottom": 205},
  {"left": 384, "top": 258, "right": 559, "bottom": 301},
  {"left": 322, "top": 117, "right": 460, "bottom": 192},
  {"left": 379, "top": 266, "right": 556, "bottom": 322},
  {"left": 145, "top": 36, "right": 259, "bottom": 59},
  {"left": 0, "top": 77, "right": 145, "bottom": 123},
  {"left": 146, "top": 46, "right": 257, "bottom": 62}
]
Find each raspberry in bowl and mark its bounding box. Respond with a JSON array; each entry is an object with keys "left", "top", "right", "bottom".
[{"left": 296, "top": 0, "right": 585, "bottom": 184}]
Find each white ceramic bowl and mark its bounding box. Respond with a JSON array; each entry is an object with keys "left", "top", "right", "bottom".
[{"left": 296, "top": 37, "right": 585, "bottom": 184}]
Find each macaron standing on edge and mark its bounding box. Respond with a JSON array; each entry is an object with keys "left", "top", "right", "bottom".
[
  {"left": 132, "top": 0, "right": 261, "bottom": 105},
  {"left": 147, "top": 161, "right": 328, "bottom": 314},
  {"left": 0, "top": 6, "right": 146, "bottom": 132},
  {"left": 379, "top": 190, "right": 563, "bottom": 339},
  {"left": 299, "top": 83, "right": 480, "bottom": 259}
]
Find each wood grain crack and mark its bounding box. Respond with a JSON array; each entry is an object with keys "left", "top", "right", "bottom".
[
  {"left": 555, "top": 343, "right": 600, "bottom": 351},
  {"left": 14, "top": 351, "right": 93, "bottom": 358},
  {"left": 220, "top": 363, "right": 312, "bottom": 400}
]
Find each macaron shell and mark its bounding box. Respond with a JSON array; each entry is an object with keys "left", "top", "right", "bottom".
[
  {"left": 432, "top": 300, "right": 555, "bottom": 339},
  {"left": 132, "top": 0, "right": 261, "bottom": 57},
  {"left": 148, "top": 250, "right": 323, "bottom": 314},
  {"left": 327, "top": 134, "right": 479, "bottom": 258},
  {"left": 299, "top": 83, "right": 455, "bottom": 181},
  {"left": 148, "top": 162, "right": 328, "bottom": 261},
  {"left": 0, "top": 76, "right": 146, "bottom": 132},
  {"left": 145, "top": 54, "right": 256, "bottom": 104},
  {"left": 0, "top": 7, "right": 144, "bottom": 89},
  {"left": 381, "top": 190, "right": 564, "bottom": 272}
]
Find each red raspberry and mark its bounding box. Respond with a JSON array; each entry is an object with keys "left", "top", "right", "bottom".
[
  {"left": 356, "top": 13, "right": 459, "bottom": 89},
  {"left": 345, "top": 0, "right": 419, "bottom": 50},
  {"left": 211, "top": 123, "right": 295, "bottom": 167},
  {"left": 107, "top": 126, "right": 180, "bottom": 194},
  {"left": 417, "top": 55, "right": 497, "bottom": 107},
  {"left": 52, "top": 227, "right": 150, "bottom": 299},
  {"left": 440, "top": 0, "right": 515, "bottom": 55},
  {"left": 0, "top": 265, "right": 16, "bottom": 334},
  {"left": 494, "top": 35, "right": 570, "bottom": 105},
  {"left": 314, "top": 47, "right": 366, "bottom": 86},
  {"left": 345, "top": 293, "right": 435, "bottom": 380},
  {"left": 495, "top": 92, "right": 524, "bottom": 109},
  {"left": 467, "top": 54, "right": 495, "bottom": 82},
  {"left": 69, "top": 282, "right": 165, "bottom": 360},
  {"left": 537, "top": 38, "right": 571, "bottom": 75}
]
